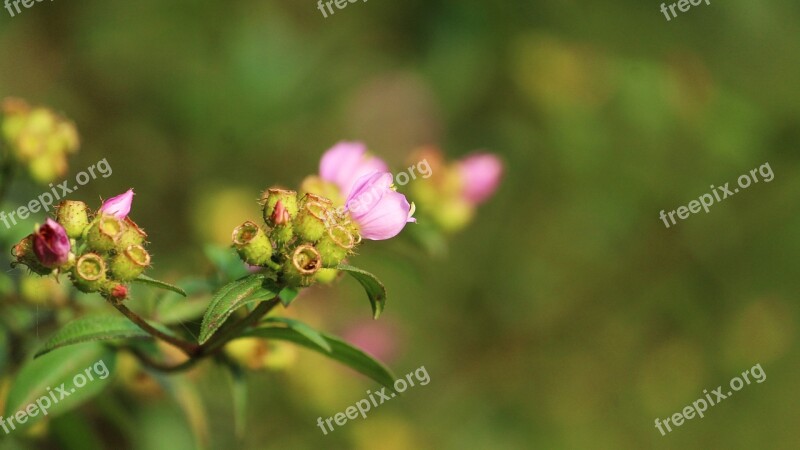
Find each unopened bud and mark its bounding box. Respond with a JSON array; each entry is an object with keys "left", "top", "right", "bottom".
[
  {"left": 282, "top": 244, "right": 322, "bottom": 287},
  {"left": 262, "top": 189, "right": 298, "bottom": 227},
  {"left": 11, "top": 235, "right": 51, "bottom": 275},
  {"left": 315, "top": 268, "right": 340, "bottom": 284},
  {"left": 232, "top": 221, "right": 273, "bottom": 266},
  {"left": 55, "top": 200, "right": 90, "bottom": 239},
  {"left": 294, "top": 201, "right": 330, "bottom": 243},
  {"left": 316, "top": 225, "right": 355, "bottom": 267},
  {"left": 103, "top": 283, "right": 129, "bottom": 301},
  {"left": 110, "top": 245, "right": 151, "bottom": 281},
  {"left": 72, "top": 253, "right": 107, "bottom": 292},
  {"left": 117, "top": 218, "right": 147, "bottom": 250},
  {"left": 271, "top": 200, "right": 291, "bottom": 226},
  {"left": 86, "top": 215, "right": 124, "bottom": 252}
]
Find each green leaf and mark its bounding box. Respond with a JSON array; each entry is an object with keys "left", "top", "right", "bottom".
[
  {"left": 337, "top": 264, "right": 387, "bottom": 319},
  {"left": 5, "top": 344, "right": 117, "bottom": 432},
  {"left": 224, "top": 363, "right": 248, "bottom": 440},
  {"left": 244, "top": 327, "right": 395, "bottom": 390},
  {"left": 35, "top": 315, "right": 165, "bottom": 358},
  {"left": 133, "top": 274, "right": 187, "bottom": 297},
  {"left": 262, "top": 317, "right": 331, "bottom": 353},
  {"left": 198, "top": 274, "right": 279, "bottom": 344},
  {"left": 278, "top": 287, "right": 300, "bottom": 307}
]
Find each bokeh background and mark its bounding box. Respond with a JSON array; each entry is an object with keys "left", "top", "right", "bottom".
[{"left": 2, "top": 0, "right": 800, "bottom": 449}]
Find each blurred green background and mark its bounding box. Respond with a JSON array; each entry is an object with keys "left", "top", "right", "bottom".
[{"left": 2, "top": 0, "right": 800, "bottom": 449}]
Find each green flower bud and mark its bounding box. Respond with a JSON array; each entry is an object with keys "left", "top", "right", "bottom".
[
  {"left": 110, "top": 245, "right": 151, "bottom": 281},
  {"left": 232, "top": 221, "right": 273, "bottom": 266},
  {"left": 315, "top": 268, "right": 339, "bottom": 284},
  {"left": 282, "top": 244, "right": 322, "bottom": 287},
  {"left": 86, "top": 215, "right": 124, "bottom": 252},
  {"left": 11, "top": 235, "right": 51, "bottom": 275},
  {"left": 316, "top": 225, "right": 355, "bottom": 267},
  {"left": 262, "top": 189, "right": 298, "bottom": 227},
  {"left": 55, "top": 200, "right": 91, "bottom": 239},
  {"left": 294, "top": 201, "right": 330, "bottom": 243},
  {"left": 117, "top": 218, "right": 147, "bottom": 250},
  {"left": 72, "top": 253, "right": 107, "bottom": 292}
]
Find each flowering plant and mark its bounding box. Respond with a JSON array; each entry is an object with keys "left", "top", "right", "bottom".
[{"left": 1, "top": 101, "right": 501, "bottom": 439}]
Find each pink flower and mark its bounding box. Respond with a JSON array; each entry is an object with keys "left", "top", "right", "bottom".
[
  {"left": 99, "top": 189, "right": 134, "bottom": 219},
  {"left": 346, "top": 172, "right": 415, "bottom": 240},
  {"left": 319, "top": 142, "right": 388, "bottom": 197},
  {"left": 33, "top": 218, "right": 71, "bottom": 268},
  {"left": 342, "top": 320, "right": 401, "bottom": 363},
  {"left": 458, "top": 153, "right": 503, "bottom": 204}
]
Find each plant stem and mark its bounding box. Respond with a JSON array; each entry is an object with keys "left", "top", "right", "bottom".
[
  {"left": 125, "top": 346, "right": 201, "bottom": 373},
  {"left": 108, "top": 298, "right": 201, "bottom": 357},
  {"left": 0, "top": 156, "right": 14, "bottom": 207}
]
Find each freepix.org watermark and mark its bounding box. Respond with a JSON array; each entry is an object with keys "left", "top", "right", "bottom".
[
  {"left": 4, "top": 0, "right": 54, "bottom": 18},
  {"left": 654, "top": 363, "right": 766, "bottom": 436},
  {"left": 0, "top": 158, "right": 112, "bottom": 230},
  {"left": 0, "top": 359, "right": 110, "bottom": 435},
  {"left": 316, "top": 365, "right": 430, "bottom": 435},
  {"left": 659, "top": 162, "right": 774, "bottom": 228}
]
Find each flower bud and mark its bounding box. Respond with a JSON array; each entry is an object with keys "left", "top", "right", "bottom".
[
  {"left": 262, "top": 189, "right": 298, "bottom": 227},
  {"left": 315, "top": 268, "right": 339, "bottom": 284},
  {"left": 99, "top": 189, "right": 134, "bottom": 219},
  {"left": 232, "top": 221, "right": 273, "bottom": 266},
  {"left": 117, "top": 218, "right": 147, "bottom": 250},
  {"left": 316, "top": 225, "right": 355, "bottom": 267},
  {"left": 55, "top": 200, "right": 90, "bottom": 239},
  {"left": 108, "top": 283, "right": 129, "bottom": 300},
  {"left": 72, "top": 253, "right": 107, "bottom": 293},
  {"left": 294, "top": 201, "right": 330, "bottom": 243},
  {"left": 282, "top": 244, "right": 322, "bottom": 287},
  {"left": 33, "top": 219, "right": 71, "bottom": 268},
  {"left": 11, "top": 235, "right": 51, "bottom": 275},
  {"left": 86, "top": 215, "right": 124, "bottom": 252},
  {"left": 110, "top": 245, "right": 151, "bottom": 281}
]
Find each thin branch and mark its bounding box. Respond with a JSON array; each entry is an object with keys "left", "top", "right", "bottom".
[
  {"left": 108, "top": 298, "right": 201, "bottom": 356},
  {"left": 125, "top": 346, "right": 201, "bottom": 373}
]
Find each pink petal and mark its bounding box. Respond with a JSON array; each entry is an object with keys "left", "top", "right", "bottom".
[
  {"left": 346, "top": 172, "right": 414, "bottom": 240},
  {"left": 319, "top": 142, "right": 388, "bottom": 196},
  {"left": 99, "top": 189, "right": 134, "bottom": 219},
  {"left": 458, "top": 153, "right": 503, "bottom": 204}
]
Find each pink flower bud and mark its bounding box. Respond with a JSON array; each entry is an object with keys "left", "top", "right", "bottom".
[
  {"left": 99, "top": 188, "right": 134, "bottom": 219},
  {"left": 345, "top": 172, "right": 415, "bottom": 240},
  {"left": 33, "top": 218, "right": 71, "bottom": 268},
  {"left": 271, "top": 200, "right": 290, "bottom": 226},
  {"left": 110, "top": 284, "right": 128, "bottom": 300},
  {"left": 457, "top": 153, "right": 503, "bottom": 205}
]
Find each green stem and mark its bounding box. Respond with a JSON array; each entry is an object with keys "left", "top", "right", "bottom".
[{"left": 0, "top": 156, "right": 14, "bottom": 207}]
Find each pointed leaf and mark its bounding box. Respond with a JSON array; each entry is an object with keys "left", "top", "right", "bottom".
[
  {"left": 244, "top": 327, "right": 395, "bottom": 390},
  {"left": 198, "top": 274, "right": 279, "bottom": 344},
  {"left": 35, "top": 315, "right": 170, "bottom": 357},
  {"left": 263, "top": 317, "right": 331, "bottom": 353},
  {"left": 278, "top": 287, "right": 300, "bottom": 307},
  {"left": 337, "top": 264, "right": 387, "bottom": 319},
  {"left": 5, "top": 344, "right": 117, "bottom": 432},
  {"left": 134, "top": 274, "right": 187, "bottom": 297}
]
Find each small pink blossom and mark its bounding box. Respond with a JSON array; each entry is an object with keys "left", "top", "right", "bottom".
[
  {"left": 99, "top": 189, "right": 134, "bottom": 219},
  {"left": 319, "top": 142, "right": 388, "bottom": 197},
  {"left": 458, "top": 153, "right": 503, "bottom": 204},
  {"left": 346, "top": 172, "right": 415, "bottom": 240},
  {"left": 33, "top": 218, "right": 71, "bottom": 268}
]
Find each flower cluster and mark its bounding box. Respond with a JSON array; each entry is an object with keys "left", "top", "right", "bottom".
[
  {"left": 11, "top": 189, "right": 148, "bottom": 300},
  {"left": 233, "top": 142, "right": 416, "bottom": 287},
  {"left": 1, "top": 97, "right": 80, "bottom": 184}
]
